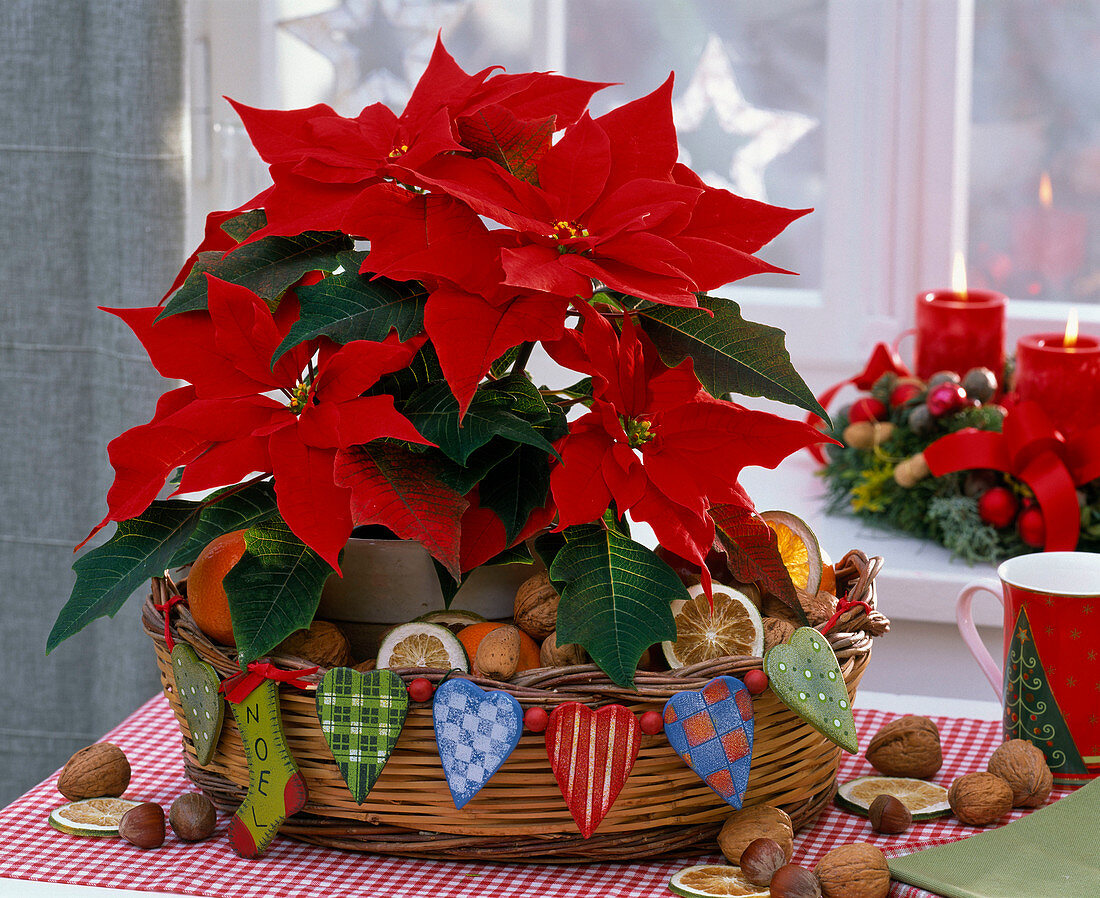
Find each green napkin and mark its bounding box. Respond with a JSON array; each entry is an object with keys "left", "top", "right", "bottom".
[{"left": 888, "top": 777, "right": 1100, "bottom": 898}]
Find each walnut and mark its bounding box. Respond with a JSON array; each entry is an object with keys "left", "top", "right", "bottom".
[
  {"left": 539, "top": 630, "right": 588, "bottom": 667},
  {"left": 277, "top": 620, "right": 353, "bottom": 669},
  {"left": 948, "top": 772, "right": 1013, "bottom": 825},
  {"left": 797, "top": 588, "right": 838, "bottom": 626},
  {"left": 814, "top": 842, "right": 890, "bottom": 898},
  {"left": 865, "top": 715, "right": 943, "bottom": 778},
  {"left": 475, "top": 624, "right": 521, "bottom": 680},
  {"left": 987, "top": 739, "right": 1053, "bottom": 808},
  {"left": 513, "top": 571, "right": 560, "bottom": 640},
  {"left": 717, "top": 805, "right": 793, "bottom": 865},
  {"left": 761, "top": 595, "right": 803, "bottom": 627},
  {"left": 58, "top": 743, "right": 131, "bottom": 800},
  {"left": 762, "top": 616, "right": 797, "bottom": 652}
]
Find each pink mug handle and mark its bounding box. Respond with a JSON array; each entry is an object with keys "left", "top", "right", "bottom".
[{"left": 956, "top": 578, "right": 1004, "bottom": 696}]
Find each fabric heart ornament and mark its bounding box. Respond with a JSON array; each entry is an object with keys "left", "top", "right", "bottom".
[
  {"left": 764, "top": 626, "right": 858, "bottom": 753},
  {"left": 545, "top": 702, "right": 640, "bottom": 838},
  {"left": 315, "top": 667, "right": 409, "bottom": 803},
  {"left": 663, "top": 675, "right": 754, "bottom": 808},
  {"left": 170, "top": 643, "right": 225, "bottom": 766},
  {"left": 433, "top": 678, "right": 523, "bottom": 809}
]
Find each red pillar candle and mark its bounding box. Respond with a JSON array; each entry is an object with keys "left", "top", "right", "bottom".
[
  {"left": 914, "top": 289, "right": 1007, "bottom": 383},
  {"left": 1014, "top": 332, "right": 1100, "bottom": 439}
]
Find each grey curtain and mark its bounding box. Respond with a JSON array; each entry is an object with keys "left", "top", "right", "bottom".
[{"left": 0, "top": 1, "right": 187, "bottom": 804}]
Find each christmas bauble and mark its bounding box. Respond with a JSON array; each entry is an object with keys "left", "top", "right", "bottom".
[
  {"left": 908, "top": 404, "right": 935, "bottom": 436},
  {"left": 978, "top": 487, "right": 1018, "bottom": 529},
  {"left": 890, "top": 382, "right": 924, "bottom": 407},
  {"left": 962, "top": 367, "right": 997, "bottom": 402},
  {"left": 1018, "top": 507, "right": 1045, "bottom": 548},
  {"left": 927, "top": 383, "right": 967, "bottom": 417},
  {"left": 927, "top": 371, "right": 961, "bottom": 389},
  {"left": 848, "top": 396, "right": 887, "bottom": 423}
]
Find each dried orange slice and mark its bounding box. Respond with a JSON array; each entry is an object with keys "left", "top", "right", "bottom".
[
  {"left": 760, "top": 510, "right": 824, "bottom": 595},
  {"left": 669, "top": 864, "right": 769, "bottom": 897},
  {"left": 49, "top": 797, "right": 143, "bottom": 837},
  {"left": 376, "top": 623, "right": 469, "bottom": 671},
  {"left": 662, "top": 584, "right": 764, "bottom": 668},
  {"left": 837, "top": 775, "right": 951, "bottom": 820}
]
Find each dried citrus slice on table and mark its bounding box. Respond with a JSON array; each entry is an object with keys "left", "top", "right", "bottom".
[
  {"left": 49, "top": 797, "right": 143, "bottom": 837},
  {"left": 376, "top": 622, "right": 468, "bottom": 671},
  {"left": 668, "top": 864, "right": 769, "bottom": 897},
  {"left": 760, "top": 510, "right": 824, "bottom": 595},
  {"left": 836, "top": 775, "right": 951, "bottom": 820},
  {"left": 662, "top": 584, "right": 765, "bottom": 668}
]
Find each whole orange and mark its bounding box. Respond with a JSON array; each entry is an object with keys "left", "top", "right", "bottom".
[
  {"left": 457, "top": 621, "right": 541, "bottom": 672},
  {"left": 187, "top": 529, "right": 247, "bottom": 646}
]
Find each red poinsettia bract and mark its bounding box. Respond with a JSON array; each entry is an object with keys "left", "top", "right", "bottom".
[
  {"left": 547, "top": 306, "right": 826, "bottom": 588},
  {"left": 83, "top": 276, "right": 429, "bottom": 570}
]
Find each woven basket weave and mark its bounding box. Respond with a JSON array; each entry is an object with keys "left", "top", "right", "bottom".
[{"left": 143, "top": 550, "right": 887, "bottom": 862}]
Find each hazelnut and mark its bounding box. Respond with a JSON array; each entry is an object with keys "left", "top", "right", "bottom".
[
  {"left": 717, "top": 805, "right": 794, "bottom": 865},
  {"left": 762, "top": 616, "right": 797, "bottom": 652},
  {"left": 475, "top": 625, "right": 521, "bottom": 680},
  {"left": 987, "top": 739, "right": 1053, "bottom": 808},
  {"left": 739, "top": 837, "right": 787, "bottom": 886},
  {"left": 865, "top": 715, "right": 943, "bottom": 778},
  {"left": 769, "top": 864, "right": 822, "bottom": 898},
  {"left": 868, "top": 794, "right": 912, "bottom": 834},
  {"left": 58, "top": 743, "right": 131, "bottom": 800},
  {"left": 277, "top": 620, "right": 353, "bottom": 668},
  {"left": 169, "top": 792, "right": 217, "bottom": 841},
  {"left": 118, "top": 802, "right": 165, "bottom": 849},
  {"left": 513, "top": 571, "right": 560, "bottom": 640},
  {"left": 948, "top": 772, "right": 1013, "bottom": 825},
  {"left": 539, "top": 630, "right": 588, "bottom": 667},
  {"left": 814, "top": 842, "right": 890, "bottom": 898}
]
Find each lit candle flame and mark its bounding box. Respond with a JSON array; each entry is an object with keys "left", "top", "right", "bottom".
[
  {"left": 1065, "top": 308, "right": 1079, "bottom": 348},
  {"left": 951, "top": 251, "right": 968, "bottom": 299},
  {"left": 1039, "top": 172, "right": 1053, "bottom": 208}
]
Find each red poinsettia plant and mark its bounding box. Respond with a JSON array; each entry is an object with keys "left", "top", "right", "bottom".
[{"left": 51, "top": 39, "right": 829, "bottom": 686}]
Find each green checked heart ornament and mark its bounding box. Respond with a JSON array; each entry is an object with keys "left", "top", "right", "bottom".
[
  {"left": 764, "top": 627, "right": 858, "bottom": 753},
  {"left": 315, "top": 667, "right": 409, "bottom": 803},
  {"left": 170, "top": 643, "right": 225, "bottom": 766}
]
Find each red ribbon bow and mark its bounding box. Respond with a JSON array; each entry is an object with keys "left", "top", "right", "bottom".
[
  {"left": 152, "top": 593, "right": 185, "bottom": 652},
  {"left": 924, "top": 400, "right": 1100, "bottom": 551},
  {"left": 806, "top": 342, "right": 912, "bottom": 463},
  {"left": 219, "top": 661, "right": 320, "bottom": 704}
]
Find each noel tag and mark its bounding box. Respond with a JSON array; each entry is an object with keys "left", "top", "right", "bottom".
[
  {"left": 433, "top": 678, "right": 523, "bottom": 809},
  {"left": 315, "top": 667, "right": 409, "bottom": 803},
  {"left": 663, "top": 676, "right": 754, "bottom": 808},
  {"left": 764, "top": 627, "right": 857, "bottom": 753},
  {"left": 170, "top": 643, "right": 225, "bottom": 766},
  {"left": 545, "top": 702, "right": 640, "bottom": 838}
]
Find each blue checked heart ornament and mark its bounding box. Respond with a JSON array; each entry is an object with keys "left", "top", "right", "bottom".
[
  {"left": 433, "top": 678, "right": 523, "bottom": 809},
  {"left": 663, "top": 675, "right": 755, "bottom": 808},
  {"left": 315, "top": 667, "right": 410, "bottom": 803}
]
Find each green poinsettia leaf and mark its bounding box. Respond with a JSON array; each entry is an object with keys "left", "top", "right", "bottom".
[
  {"left": 551, "top": 525, "right": 684, "bottom": 688},
  {"left": 477, "top": 443, "right": 552, "bottom": 544},
  {"left": 271, "top": 251, "right": 427, "bottom": 363},
  {"left": 158, "top": 231, "right": 353, "bottom": 319},
  {"left": 167, "top": 481, "right": 279, "bottom": 569},
  {"left": 489, "top": 345, "right": 523, "bottom": 379},
  {"left": 371, "top": 341, "right": 445, "bottom": 404},
  {"left": 48, "top": 501, "right": 203, "bottom": 653},
  {"left": 482, "top": 373, "right": 552, "bottom": 424},
  {"left": 435, "top": 440, "right": 518, "bottom": 495},
  {"left": 639, "top": 294, "right": 828, "bottom": 422},
  {"left": 220, "top": 208, "right": 268, "bottom": 242},
  {"left": 223, "top": 519, "right": 336, "bottom": 667},
  {"left": 403, "top": 382, "right": 558, "bottom": 466}
]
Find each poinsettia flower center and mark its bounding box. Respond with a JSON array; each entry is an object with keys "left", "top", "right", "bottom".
[
  {"left": 388, "top": 143, "right": 410, "bottom": 158},
  {"left": 622, "top": 416, "right": 655, "bottom": 448},
  {"left": 552, "top": 219, "right": 589, "bottom": 240},
  {"left": 287, "top": 381, "right": 313, "bottom": 414}
]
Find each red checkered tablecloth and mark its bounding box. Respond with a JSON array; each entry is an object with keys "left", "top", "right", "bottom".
[{"left": 0, "top": 694, "right": 1074, "bottom": 898}]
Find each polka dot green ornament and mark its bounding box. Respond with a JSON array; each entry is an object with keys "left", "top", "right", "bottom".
[
  {"left": 170, "top": 643, "right": 225, "bottom": 766},
  {"left": 763, "top": 626, "right": 857, "bottom": 753}
]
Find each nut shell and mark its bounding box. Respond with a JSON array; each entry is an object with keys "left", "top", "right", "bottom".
[
  {"left": 987, "top": 739, "right": 1052, "bottom": 808},
  {"left": 868, "top": 794, "right": 912, "bottom": 834},
  {"left": 474, "top": 624, "right": 521, "bottom": 680},
  {"left": 797, "top": 588, "right": 838, "bottom": 627},
  {"left": 513, "top": 571, "right": 560, "bottom": 640},
  {"left": 769, "top": 864, "right": 822, "bottom": 898},
  {"left": 739, "top": 837, "right": 787, "bottom": 886},
  {"left": 539, "top": 630, "right": 588, "bottom": 667},
  {"left": 277, "top": 620, "right": 353, "bottom": 668},
  {"left": 865, "top": 715, "right": 943, "bottom": 778},
  {"left": 169, "top": 792, "right": 217, "bottom": 841},
  {"left": 717, "top": 804, "right": 794, "bottom": 865},
  {"left": 948, "top": 771, "right": 1013, "bottom": 825},
  {"left": 762, "top": 616, "right": 797, "bottom": 653},
  {"left": 119, "top": 802, "right": 166, "bottom": 849},
  {"left": 814, "top": 842, "right": 890, "bottom": 898},
  {"left": 58, "top": 743, "right": 131, "bottom": 800}
]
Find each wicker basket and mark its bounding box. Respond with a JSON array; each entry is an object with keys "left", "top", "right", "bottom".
[{"left": 143, "top": 550, "right": 888, "bottom": 862}]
